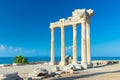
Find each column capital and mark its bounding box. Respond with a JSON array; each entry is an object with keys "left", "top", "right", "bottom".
[{"left": 50, "top": 27, "right": 55, "bottom": 30}]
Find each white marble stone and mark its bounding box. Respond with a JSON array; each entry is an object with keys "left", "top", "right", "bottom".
[
  {"left": 50, "top": 28, "right": 55, "bottom": 65},
  {"left": 0, "top": 72, "right": 20, "bottom": 80},
  {"left": 63, "top": 64, "right": 76, "bottom": 72},
  {"left": 52, "top": 66, "right": 60, "bottom": 72},
  {"left": 86, "top": 22, "right": 92, "bottom": 67},
  {"left": 49, "top": 9, "right": 94, "bottom": 69},
  {"left": 28, "top": 68, "right": 48, "bottom": 79},
  {"left": 59, "top": 26, "right": 66, "bottom": 65},
  {"left": 72, "top": 24, "right": 78, "bottom": 64},
  {"left": 81, "top": 22, "right": 88, "bottom": 69}
]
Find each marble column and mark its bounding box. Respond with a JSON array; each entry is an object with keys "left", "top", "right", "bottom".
[
  {"left": 81, "top": 22, "right": 88, "bottom": 69},
  {"left": 60, "top": 26, "right": 66, "bottom": 65},
  {"left": 86, "top": 22, "right": 92, "bottom": 67},
  {"left": 50, "top": 28, "right": 55, "bottom": 65},
  {"left": 72, "top": 24, "right": 78, "bottom": 64}
]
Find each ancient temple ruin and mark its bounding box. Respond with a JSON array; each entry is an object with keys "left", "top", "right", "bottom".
[{"left": 49, "top": 9, "right": 94, "bottom": 68}]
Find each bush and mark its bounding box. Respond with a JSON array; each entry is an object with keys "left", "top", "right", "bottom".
[{"left": 14, "top": 55, "right": 28, "bottom": 64}]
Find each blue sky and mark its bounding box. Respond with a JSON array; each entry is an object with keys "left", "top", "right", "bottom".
[{"left": 0, "top": 0, "right": 120, "bottom": 57}]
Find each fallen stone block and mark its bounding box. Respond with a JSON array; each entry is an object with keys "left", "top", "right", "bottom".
[
  {"left": 0, "top": 72, "right": 18, "bottom": 78},
  {"left": 48, "top": 72, "right": 56, "bottom": 77},
  {"left": 0, "top": 72, "right": 20, "bottom": 80},
  {"left": 52, "top": 66, "right": 60, "bottom": 72},
  {"left": 28, "top": 68, "right": 48, "bottom": 79},
  {"left": 63, "top": 64, "right": 76, "bottom": 72},
  {"left": 73, "top": 64, "right": 82, "bottom": 70},
  {"left": 55, "top": 71, "right": 65, "bottom": 75}
]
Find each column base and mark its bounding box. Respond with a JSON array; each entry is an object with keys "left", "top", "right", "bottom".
[
  {"left": 87, "top": 63, "right": 93, "bottom": 68},
  {"left": 59, "top": 61, "right": 67, "bottom": 66},
  {"left": 49, "top": 62, "right": 55, "bottom": 65},
  {"left": 81, "top": 62, "right": 88, "bottom": 69}
]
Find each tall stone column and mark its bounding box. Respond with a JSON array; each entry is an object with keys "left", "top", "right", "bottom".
[
  {"left": 81, "top": 22, "right": 88, "bottom": 69},
  {"left": 50, "top": 28, "right": 55, "bottom": 65},
  {"left": 72, "top": 24, "right": 78, "bottom": 64},
  {"left": 86, "top": 22, "right": 92, "bottom": 67},
  {"left": 60, "top": 26, "right": 66, "bottom": 65}
]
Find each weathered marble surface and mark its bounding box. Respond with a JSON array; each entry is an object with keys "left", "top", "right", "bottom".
[
  {"left": 0, "top": 72, "right": 21, "bottom": 80},
  {"left": 50, "top": 9, "right": 94, "bottom": 68}
]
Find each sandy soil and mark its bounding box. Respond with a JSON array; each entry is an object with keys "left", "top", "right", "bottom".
[{"left": 0, "top": 63, "right": 120, "bottom": 80}]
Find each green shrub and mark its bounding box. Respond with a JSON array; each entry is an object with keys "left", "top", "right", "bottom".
[{"left": 14, "top": 55, "right": 28, "bottom": 64}]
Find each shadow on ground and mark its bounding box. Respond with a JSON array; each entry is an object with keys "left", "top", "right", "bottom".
[{"left": 53, "top": 70, "right": 120, "bottom": 80}]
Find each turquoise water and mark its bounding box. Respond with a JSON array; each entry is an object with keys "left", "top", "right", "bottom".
[{"left": 0, "top": 57, "right": 120, "bottom": 64}]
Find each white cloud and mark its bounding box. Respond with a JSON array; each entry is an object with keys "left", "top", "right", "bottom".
[
  {"left": 14, "top": 48, "right": 22, "bottom": 52},
  {"left": 0, "top": 45, "right": 6, "bottom": 51},
  {"left": 66, "top": 45, "right": 73, "bottom": 51},
  {"left": 24, "top": 49, "right": 36, "bottom": 53},
  {"left": 0, "top": 44, "right": 36, "bottom": 55},
  {"left": 9, "top": 46, "right": 13, "bottom": 50},
  {"left": 66, "top": 46, "right": 73, "bottom": 55}
]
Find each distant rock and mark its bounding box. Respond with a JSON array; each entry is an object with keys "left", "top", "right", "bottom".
[
  {"left": 92, "top": 60, "right": 120, "bottom": 68},
  {"left": 65, "top": 55, "right": 73, "bottom": 65},
  {"left": 12, "top": 63, "right": 25, "bottom": 66},
  {"left": 0, "top": 64, "right": 11, "bottom": 67},
  {"left": 44, "top": 62, "right": 49, "bottom": 65},
  {"left": 92, "top": 62, "right": 98, "bottom": 68}
]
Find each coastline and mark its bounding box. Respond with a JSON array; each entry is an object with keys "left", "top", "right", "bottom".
[
  {"left": 0, "top": 60, "right": 120, "bottom": 80},
  {"left": 0, "top": 57, "right": 120, "bottom": 64}
]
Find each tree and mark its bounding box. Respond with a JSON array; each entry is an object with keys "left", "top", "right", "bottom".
[{"left": 14, "top": 55, "right": 28, "bottom": 64}]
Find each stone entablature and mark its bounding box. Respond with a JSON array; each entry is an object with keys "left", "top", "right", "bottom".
[{"left": 50, "top": 9, "right": 94, "bottom": 28}]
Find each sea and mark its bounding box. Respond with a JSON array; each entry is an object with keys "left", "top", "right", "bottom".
[{"left": 0, "top": 57, "right": 120, "bottom": 64}]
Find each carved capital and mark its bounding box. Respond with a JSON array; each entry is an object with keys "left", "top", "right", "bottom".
[
  {"left": 72, "top": 9, "right": 94, "bottom": 22},
  {"left": 87, "top": 9, "right": 94, "bottom": 17}
]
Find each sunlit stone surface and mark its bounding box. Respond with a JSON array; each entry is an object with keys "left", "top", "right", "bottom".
[{"left": 49, "top": 9, "right": 94, "bottom": 68}]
